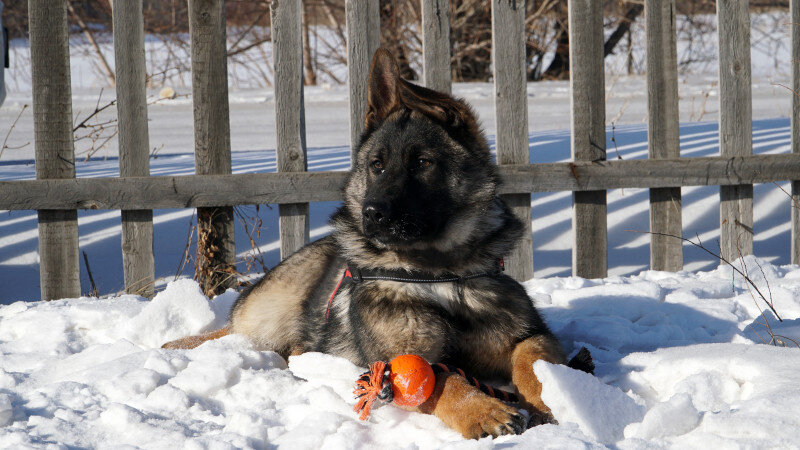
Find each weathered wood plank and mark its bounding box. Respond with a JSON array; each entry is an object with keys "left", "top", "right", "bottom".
[
  {"left": 569, "top": 0, "right": 607, "bottom": 278},
  {"left": 646, "top": 0, "right": 682, "bottom": 272},
  {"left": 6, "top": 154, "right": 800, "bottom": 211},
  {"left": 792, "top": 0, "right": 800, "bottom": 265},
  {"left": 422, "top": 0, "right": 451, "bottom": 94},
  {"left": 114, "top": 0, "right": 154, "bottom": 298},
  {"left": 119, "top": 210, "right": 154, "bottom": 295},
  {"left": 492, "top": 0, "right": 533, "bottom": 281},
  {"left": 272, "top": 0, "right": 310, "bottom": 260},
  {"left": 37, "top": 210, "right": 81, "bottom": 299},
  {"left": 278, "top": 202, "right": 309, "bottom": 258},
  {"left": 189, "top": 0, "right": 236, "bottom": 295},
  {"left": 497, "top": 155, "right": 800, "bottom": 192},
  {"left": 29, "top": 0, "right": 81, "bottom": 300},
  {"left": 1, "top": 172, "right": 348, "bottom": 210},
  {"left": 717, "top": 0, "right": 754, "bottom": 262},
  {"left": 794, "top": 180, "right": 800, "bottom": 264},
  {"left": 346, "top": 0, "right": 380, "bottom": 164}
]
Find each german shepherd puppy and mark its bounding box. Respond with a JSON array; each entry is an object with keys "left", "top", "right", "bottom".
[{"left": 164, "top": 49, "right": 588, "bottom": 439}]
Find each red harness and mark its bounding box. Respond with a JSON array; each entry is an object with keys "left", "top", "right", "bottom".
[{"left": 325, "top": 268, "right": 353, "bottom": 323}]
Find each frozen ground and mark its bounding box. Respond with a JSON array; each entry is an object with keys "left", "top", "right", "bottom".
[{"left": 1, "top": 257, "right": 799, "bottom": 448}]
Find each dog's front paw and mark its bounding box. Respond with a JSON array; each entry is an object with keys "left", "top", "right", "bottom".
[{"left": 459, "top": 397, "right": 527, "bottom": 439}]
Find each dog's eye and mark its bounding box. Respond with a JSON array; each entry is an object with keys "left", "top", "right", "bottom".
[
  {"left": 371, "top": 160, "right": 384, "bottom": 171},
  {"left": 418, "top": 158, "right": 432, "bottom": 168}
]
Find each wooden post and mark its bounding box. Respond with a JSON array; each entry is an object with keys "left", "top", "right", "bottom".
[
  {"left": 422, "top": 0, "right": 451, "bottom": 94},
  {"left": 346, "top": 0, "right": 380, "bottom": 164},
  {"left": 792, "top": 0, "right": 800, "bottom": 265},
  {"left": 569, "top": 0, "right": 607, "bottom": 279},
  {"left": 492, "top": 0, "right": 533, "bottom": 281},
  {"left": 272, "top": 0, "right": 309, "bottom": 259},
  {"left": 645, "top": 0, "right": 682, "bottom": 271},
  {"left": 188, "top": 0, "right": 236, "bottom": 295},
  {"left": 114, "top": 0, "right": 155, "bottom": 298},
  {"left": 717, "top": 0, "right": 753, "bottom": 262},
  {"left": 29, "top": 0, "right": 81, "bottom": 300}
]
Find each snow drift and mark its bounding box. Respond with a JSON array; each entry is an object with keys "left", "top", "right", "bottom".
[{"left": 1, "top": 255, "right": 799, "bottom": 448}]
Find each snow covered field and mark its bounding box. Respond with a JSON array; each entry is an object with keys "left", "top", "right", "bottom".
[{"left": 2, "top": 11, "right": 800, "bottom": 449}]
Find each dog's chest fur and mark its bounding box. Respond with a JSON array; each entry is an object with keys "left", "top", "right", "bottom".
[
  {"left": 319, "top": 280, "right": 449, "bottom": 363},
  {"left": 321, "top": 276, "right": 524, "bottom": 374}
]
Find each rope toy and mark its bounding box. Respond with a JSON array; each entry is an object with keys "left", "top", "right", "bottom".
[
  {"left": 353, "top": 354, "right": 517, "bottom": 421},
  {"left": 353, "top": 355, "right": 435, "bottom": 420}
]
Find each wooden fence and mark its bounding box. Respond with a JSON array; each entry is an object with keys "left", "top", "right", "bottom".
[{"left": 7, "top": 0, "right": 800, "bottom": 300}]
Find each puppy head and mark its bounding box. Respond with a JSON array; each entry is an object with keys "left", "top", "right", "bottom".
[{"left": 342, "top": 49, "right": 498, "bottom": 250}]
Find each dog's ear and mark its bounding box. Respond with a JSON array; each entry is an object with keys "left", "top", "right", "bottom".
[
  {"left": 365, "top": 48, "right": 403, "bottom": 130},
  {"left": 363, "top": 48, "right": 483, "bottom": 151},
  {"left": 399, "top": 80, "right": 480, "bottom": 141}
]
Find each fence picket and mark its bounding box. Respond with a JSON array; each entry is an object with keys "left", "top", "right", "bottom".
[
  {"left": 29, "top": 0, "right": 81, "bottom": 300},
  {"left": 569, "top": 0, "right": 607, "bottom": 278},
  {"left": 272, "top": 0, "right": 310, "bottom": 260},
  {"left": 422, "top": 0, "right": 451, "bottom": 94},
  {"left": 717, "top": 0, "right": 754, "bottom": 262},
  {"left": 114, "top": 0, "right": 155, "bottom": 298},
  {"left": 346, "top": 0, "right": 380, "bottom": 165},
  {"left": 492, "top": 0, "right": 534, "bottom": 281},
  {"left": 792, "top": 0, "right": 800, "bottom": 265},
  {"left": 188, "top": 0, "right": 236, "bottom": 295},
  {"left": 646, "top": 0, "right": 682, "bottom": 271}
]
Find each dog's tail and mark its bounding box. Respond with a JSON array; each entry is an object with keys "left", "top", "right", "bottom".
[
  {"left": 161, "top": 326, "right": 231, "bottom": 350},
  {"left": 567, "top": 347, "right": 595, "bottom": 374}
]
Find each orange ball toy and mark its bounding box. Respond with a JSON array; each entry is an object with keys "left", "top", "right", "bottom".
[{"left": 388, "top": 354, "right": 436, "bottom": 407}]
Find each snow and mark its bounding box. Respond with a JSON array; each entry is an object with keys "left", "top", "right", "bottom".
[
  {"left": 534, "top": 361, "right": 645, "bottom": 445},
  {"left": 0, "top": 255, "right": 799, "bottom": 448},
  {"left": 2, "top": 10, "right": 800, "bottom": 448}
]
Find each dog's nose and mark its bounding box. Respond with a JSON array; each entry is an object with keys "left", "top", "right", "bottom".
[{"left": 363, "top": 201, "right": 391, "bottom": 226}]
